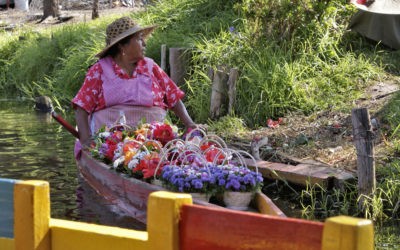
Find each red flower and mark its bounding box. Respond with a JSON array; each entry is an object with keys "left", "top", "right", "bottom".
[
  {"left": 134, "top": 152, "right": 162, "bottom": 179},
  {"left": 123, "top": 140, "right": 141, "bottom": 153},
  {"left": 104, "top": 142, "right": 118, "bottom": 161},
  {"left": 204, "top": 146, "right": 225, "bottom": 163},
  {"left": 266, "top": 118, "right": 283, "bottom": 129},
  {"left": 152, "top": 124, "right": 175, "bottom": 145}
]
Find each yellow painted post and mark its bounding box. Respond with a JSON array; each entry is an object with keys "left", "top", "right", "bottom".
[
  {"left": 322, "top": 215, "right": 374, "bottom": 250},
  {"left": 14, "top": 180, "right": 51, "bottom": 250},
  {"left": 147, "top": 191, "right": 192, "bottom": 250},
  {"left": 0, "top": 237, "right": 15, "bottom": 250},
  {"left": 50, "top": 219, "right": 148, "bottom": 250}
]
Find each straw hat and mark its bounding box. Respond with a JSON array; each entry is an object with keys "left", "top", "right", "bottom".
[
  {"left": 351, "top": 0, "right": 400, "bottom": 14},
  {"left": 96, "top": 17, "right": 157, "bottom": 58}
]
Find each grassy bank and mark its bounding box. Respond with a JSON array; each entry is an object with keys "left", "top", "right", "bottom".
[{"left": 1, "top": 0, "right": 400, "bottom": 246}]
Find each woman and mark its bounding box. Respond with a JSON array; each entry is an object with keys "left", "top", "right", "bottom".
[{"left": 72, "top": 17, "right": 196, "bottom": 153}]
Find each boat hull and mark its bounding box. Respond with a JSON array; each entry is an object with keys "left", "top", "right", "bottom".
[{"left": 77, "top": 150, "right": 285, "bottom": 224}]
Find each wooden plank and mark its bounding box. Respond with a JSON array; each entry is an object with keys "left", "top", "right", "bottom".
[
  {"left": 247, "top": 159, "right": 355, "bottom": 189},
  {"left": 179, "top": 204, "right": 324, "bottom": 250}
]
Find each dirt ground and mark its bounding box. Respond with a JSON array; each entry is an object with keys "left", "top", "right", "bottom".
[
  {"left": 233, "top": 79, "right": 400, "bottom": 173},
  {"left": 0, "top": 1, "right": 138, "bottom": 28},
  {"left": 1, "top": 4, "right": 399, "bottom": 172}
]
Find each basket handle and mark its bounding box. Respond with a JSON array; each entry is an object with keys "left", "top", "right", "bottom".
[
  {"left": 163, "top": 138, "right": 185, "bottom": 151},
  {"left": 201, "top": 134, "right": 227, "bottom": 148},
  {"left": 185, "top": 127, "right": 207, "bottom": 142},
  {"left": 211, "top": 148, "right": 258, "bottom": 174},
  {"left": 154, "top": 148, "right": 210, "bottom": 180}
]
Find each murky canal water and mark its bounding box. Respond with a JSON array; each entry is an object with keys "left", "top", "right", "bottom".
[{"left": 0, "top": 99, "right": 144, "bottom": 230}]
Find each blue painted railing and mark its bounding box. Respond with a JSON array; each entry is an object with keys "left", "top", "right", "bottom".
[{"left": 0, "top": 178, "right": 20, "bottom": 238}]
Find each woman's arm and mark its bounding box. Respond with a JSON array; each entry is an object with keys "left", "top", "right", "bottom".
[
  {"left": 75, "top": 107, "right": 92, "bottom": 148},
  {"left": 171, "top": 100, "right": 196, "bottom": 129}
]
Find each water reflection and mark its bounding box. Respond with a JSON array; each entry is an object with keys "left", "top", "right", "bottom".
[{"left": 0, "top": 100, "right": 144, "bottom": 230}]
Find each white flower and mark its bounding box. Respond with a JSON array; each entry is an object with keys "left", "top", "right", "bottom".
[
  {"left": 113, "top": 156, "right": 125, "bottom": 168},
  {"left": 98, "top": 132, "right": 111, "bottom": 138},
  {"left": 128, "top": 159, "right": 139, "bottom": 170}
]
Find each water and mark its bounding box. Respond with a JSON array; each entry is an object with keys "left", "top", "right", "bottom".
[{"left": 0, "top": 99, "right": 144, "bottom": 230}]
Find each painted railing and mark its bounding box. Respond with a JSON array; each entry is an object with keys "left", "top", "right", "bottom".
[{"left": 0, "top": 178, "right": 374, "bottom": 250}]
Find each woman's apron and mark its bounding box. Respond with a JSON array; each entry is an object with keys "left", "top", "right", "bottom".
[{"left": 75, "top": 57, "right": 166, "bottom": 159}]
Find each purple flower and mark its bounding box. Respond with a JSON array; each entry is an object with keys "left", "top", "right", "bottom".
[
  {"left": 213, "top": 164, "right": 263, "bottom": 192},
  {"left": 160, "top": 164, "right": 215, "bottom": 193}
]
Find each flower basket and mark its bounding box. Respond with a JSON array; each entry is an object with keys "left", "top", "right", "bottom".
[
  {"left": 158, "top": 150, "right": 215, "bottom": 201},
  {"left": 151, "top": 178, "right": 163, "bottom": 186},
  {"left": 210, "top": 149, "right": 263, "bottom": 210},
  {"left": 223, "top": 191, "right": 254, "bottom": 210},
  {"left": 190, "top": 192, "right": 210, "bottom": 202}
]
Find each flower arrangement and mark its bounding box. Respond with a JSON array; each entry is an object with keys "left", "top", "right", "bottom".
[
  {"left": 211, "top": 164, "right": 263, "bottom": 192},
  {"left": 89, "top": 121, "right": 179, "bottom": 181},
  {"left": 160, "top": 164, "right": 215, "bottom": 194},
  {"left": 90, "top": 125, "right": 264, "bottom": 209},
  {"left": 134, "top": 121, "right": 179, "bottom": 146},
  {"left": 91, "top": 128, "right": 126, "bottom": 163}
]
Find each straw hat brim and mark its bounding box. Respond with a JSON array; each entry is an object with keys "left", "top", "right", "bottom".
[{"left": 96, "top": 25, "right": 157, "bottom": 58}]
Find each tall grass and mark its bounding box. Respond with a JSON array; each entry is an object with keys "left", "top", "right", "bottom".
[{"left": 0, "top": 0, "right": 388, "bottom": 121}]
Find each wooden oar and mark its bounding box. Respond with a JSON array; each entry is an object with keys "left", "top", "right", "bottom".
[{"left": 51, "top": 111, "right": 80, "bottom": 139}]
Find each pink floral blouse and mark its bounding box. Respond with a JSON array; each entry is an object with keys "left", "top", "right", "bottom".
[{"left": 72, "top": 57, "right": 185, "bottom": 113}]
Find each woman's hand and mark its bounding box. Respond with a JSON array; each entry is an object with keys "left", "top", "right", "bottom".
[
  {"left": 81, "top": 137, "right": 94, "bottom": 150},
  {"left": 75, "top": 107, "right": 92, "bottom": 150}
]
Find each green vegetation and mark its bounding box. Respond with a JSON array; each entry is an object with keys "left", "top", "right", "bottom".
[{"left": 1, "top": 0, "right": 400, "bottom": 247}]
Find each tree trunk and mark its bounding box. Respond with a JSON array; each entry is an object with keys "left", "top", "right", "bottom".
[
  {"left": 92, "top": 0, "right": 99, "bottom": 20},
  {"left": 42, "top": 0, "right": 59, "bottom": 20}
]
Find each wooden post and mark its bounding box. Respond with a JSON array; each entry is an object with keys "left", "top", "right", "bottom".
[
  {"left": 209, "top": 66, "right": 229, "bottom": 119},
  {"left": 227, "top": 68, "right": 238, "bottom": 115},
  {"left": 14, "top": 180, "right": 51, "bottom": 250},
  {"left": 169, "top": 48, "right": 190, "bottom": 86},
  {"left": 92, "top": 0, "right": 99, "bottom": 19},
  {"left": 147, "top": 191, "right": 192, "bottom": 250},
  {"left": 351, "top": 108, "right": 375, "bottom": 211},
  {"left": 160, "top": 44, "right": 167, "bottom": 72},
  {"left": 322, "top": 216, "right": 374, "bottom": 250},
  {"left": 207, "top": 67, "right": 214, "bottom": 82}
]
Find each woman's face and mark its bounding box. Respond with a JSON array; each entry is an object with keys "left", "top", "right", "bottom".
[{"left": 120, "top": 32, "right": 146, "bottom": 63}]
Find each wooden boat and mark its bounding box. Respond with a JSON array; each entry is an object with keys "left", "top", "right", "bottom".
[{"left": 77, "top": 150, "right": 286, "bottom": 224}]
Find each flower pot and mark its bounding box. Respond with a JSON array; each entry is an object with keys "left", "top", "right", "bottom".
[
  {"left": 223, "top": 191, "right": 254, "bottom": 211},
  {"left": 151, "top": 179, "right": 163, "bottom": 186},
  {"left": 190, "top": 193, "right": 209, "bottom": 202}
]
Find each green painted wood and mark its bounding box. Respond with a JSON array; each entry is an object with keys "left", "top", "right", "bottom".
[{"left": 0, "top": 178, "right": 20, "bottom": 238}]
